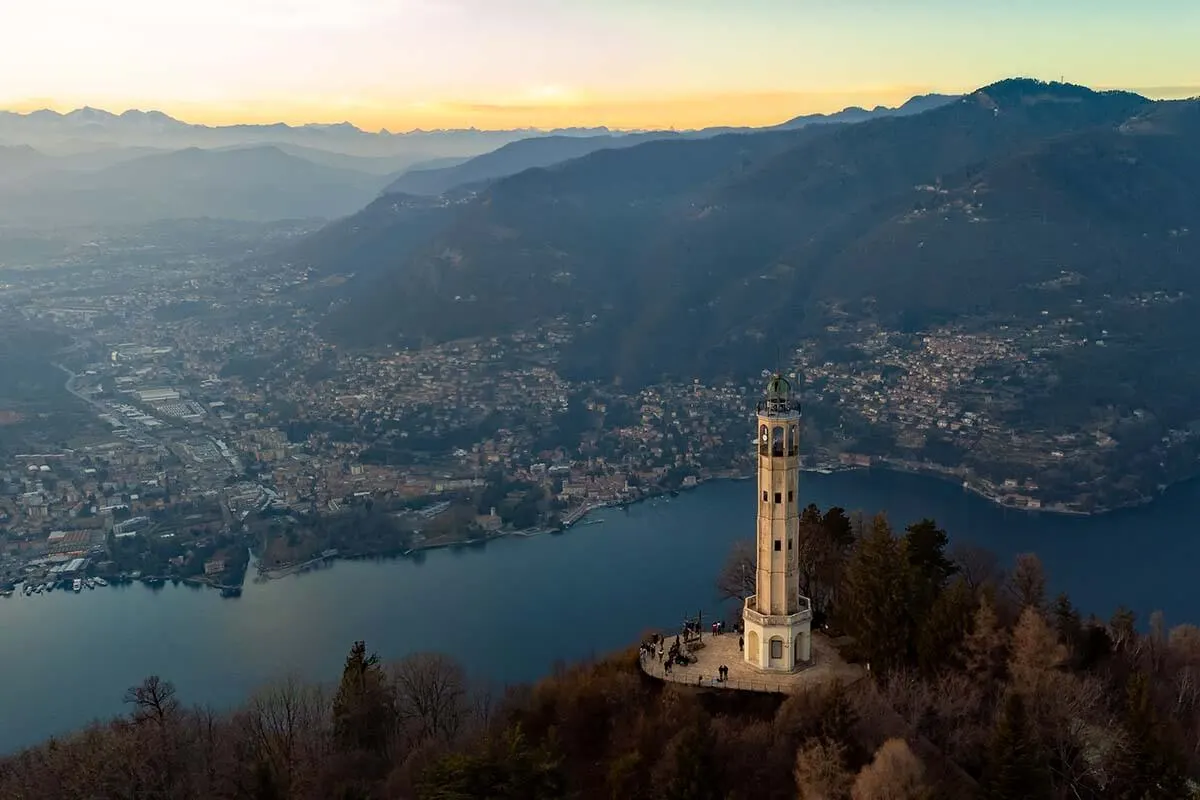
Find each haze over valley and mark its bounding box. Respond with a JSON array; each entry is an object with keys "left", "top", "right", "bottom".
[{"left": 3, "top": 2, "right": 1200, "bottom": 797}]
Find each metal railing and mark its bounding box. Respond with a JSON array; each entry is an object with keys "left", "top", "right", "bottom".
[{"left": 638, "top": 656, "right": 797, "bottom": 694}]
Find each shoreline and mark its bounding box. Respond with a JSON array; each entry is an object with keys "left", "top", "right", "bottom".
[{"left": 223, "top": 459, "right": 1181, "bottom": 586}]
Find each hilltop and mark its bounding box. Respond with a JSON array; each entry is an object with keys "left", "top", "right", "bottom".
[
  {"left": 1, "top": 510, "right": 1195, "bottom": 799},
  {"left": 316, "top": 78, "right": 1184, "bottom": 388}
]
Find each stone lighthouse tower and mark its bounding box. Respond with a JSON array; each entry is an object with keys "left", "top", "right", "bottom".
[{"left": 743, "top": 373, "right": 813, "bottom": 671}]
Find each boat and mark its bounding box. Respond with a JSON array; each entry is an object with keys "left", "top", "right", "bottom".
[
  {"left": 72, "top": 578, "right": 82, "bottom": 593},
  {"left": 86, "top": 578, "right": 96, "bottom": 590},
  {"left": 94, "top": 577, "right": 108, "bottom": 587},
  {"left": 220, "top": 586, "right": 242, "bottom": 598},
  {"left": 0, "top": 588, "right": 12, "bottom": 598}
]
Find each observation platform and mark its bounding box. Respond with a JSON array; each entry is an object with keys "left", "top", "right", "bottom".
[{"left": 639, "top": 630, "right": 864, "bottom": 694}]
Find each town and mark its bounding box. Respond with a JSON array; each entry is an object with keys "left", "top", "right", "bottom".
[{"left": 2, "top": 227, "right": 1196, "bottom": 596}]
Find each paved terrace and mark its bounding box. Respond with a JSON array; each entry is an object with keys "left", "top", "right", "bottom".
[{"left": 640, "top": 631, "right": 865, "bottom": 693}]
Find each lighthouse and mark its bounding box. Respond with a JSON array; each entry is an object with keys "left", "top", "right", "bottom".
[{"left": 743, "top": 373, "right": 813, "bottom": 671}]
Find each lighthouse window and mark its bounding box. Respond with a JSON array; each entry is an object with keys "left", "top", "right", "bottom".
[
  {"left": 788, "top": 538, "right": 793, "bottom": 550},
  {"left": 771, "top": 426, "right": 784, "bottom": 457},
  {"left": 788, "top": 490, "right": 794, "bottom": 502},
  {"left": 771, "top": 639, "right": 783, "bottom": 659},
  {"left": 789, "top": 425, "right": 799, "bottom": 456},
  {"left": 762, "top": 490, "right": 768, "bottom": 502},
  {"left": 774, "top": 492, "right": 782, "bottom": 504},
  {"left": 774, "top": 539, "right": 781, "bottom": 551}
]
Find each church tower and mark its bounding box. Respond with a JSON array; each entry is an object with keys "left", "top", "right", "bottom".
[{"left": 743, "top": 373, "right": 813, "bottom": 671}]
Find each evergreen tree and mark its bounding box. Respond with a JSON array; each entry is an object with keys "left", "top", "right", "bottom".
[
  {"left": 902, "top": 518, "right": 956, "bottom": 591},
  {"left": 838, "top": 514, "right": 911, "bottom": 672},
  {"left": 916, "top": 577, "right": 976, "bottom": 674},
  {"left": 664, "top": 719, "right": 721, "bottom": 800},
  {"left": 983, "top": 691, "right": 1052, "bottom": 800},
  {"left": 1051, "top": 593, "right": 1082, "bottom": 661},
  {"left": 332, "top": 640, "right": 396, "bottom": 757},
  {"left": 1114, "top": 671, "right": 1187, "bottom": 800}
]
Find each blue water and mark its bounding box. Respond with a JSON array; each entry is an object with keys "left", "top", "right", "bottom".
[{"left": 2, "top": 468, "right": 1198, "bottom": 753}]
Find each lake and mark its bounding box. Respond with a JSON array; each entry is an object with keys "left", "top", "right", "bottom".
[{"left": 2, "top": 467, "right": 1198, "bottom": 754}]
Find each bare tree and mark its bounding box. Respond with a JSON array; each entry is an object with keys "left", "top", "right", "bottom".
[
  {"left": 389, "top": 653, "right": 468, "bottom": 745},
  {"left": 716, "top": 539, "right": 756, "bottom": 602},
  {"left": 123, "top": 675, "right": 180, "bottom": 726},
  {"left": 851, "top": 738, "right": 927, "bottom": 800},
  {"left": 243, "top": 676, "right": 329, "bottom": 794},
  {"left": 1005, "top": 553, "right": 1047, "bottom": 612},
  {"left": 794, "top": 738, "right": 852, "bottom": 800},
  {"left": 948, "top": 542, "right": 1000, "bottom": 593}
]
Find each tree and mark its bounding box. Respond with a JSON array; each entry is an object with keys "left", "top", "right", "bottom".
[
  {"left": 332, "top": 640, "right": 396, "bottom": 757},
  {"left": 417, "top": 725, "right": 563, "bottom": 800},
  {"left": 1113, "top": 671, "right": 1187, "bottom": 800},
  {"left": 1050, "top": 593, "right": 1083, "bottom": 661},
  {"left": 983, "top": 691, "right": 1052, "bottom": 800},
  {"left": 962, "top": 595, "right": 1007, "bottom": 684},
  {"left": 123, "top": 675, "right": 180, "bottom": 726},
  {"left": 916, "top": 577, "right": 976, "bottom": 675},
  {"left": 1006, "top": 553, "right": 1047, "bottom": 613},
  {"left": 716, "top": 539, "right": 755, "bottom": 602},
  {"left": 902, "top": 519, "right": 956, "bottom": 593},
  {"left": 659, "top": 719, "right": 721, "bottom": 800},
  {"left": 390, "top": 653, "right": 468, "bottom": 745},
  {"left": 947, "top": 542, "right": 1000, "bottom": 593},
  {"left": 794, "top": 738, "right": 852, "bottom": 800},
  {"left": 1008, "top": 607, "right": 1066, "bottom": 698},
  {"left": 839, "top": 515, "right": 912, "bottom": 672},
  {"left": 851, "top": 738, "right": 927, "bottom": 800}
]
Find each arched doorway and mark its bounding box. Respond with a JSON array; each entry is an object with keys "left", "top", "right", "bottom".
[{"left": 747, "top": 631, "right": 760, "bottom": 666}]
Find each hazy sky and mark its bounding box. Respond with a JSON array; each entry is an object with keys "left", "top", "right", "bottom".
[{"left": 3, "top": 0, "right": 1198, "bottom": 130}]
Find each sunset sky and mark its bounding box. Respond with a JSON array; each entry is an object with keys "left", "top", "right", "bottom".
[{"left": 2, "top": 0, "right": 1198, "bottom": 131}]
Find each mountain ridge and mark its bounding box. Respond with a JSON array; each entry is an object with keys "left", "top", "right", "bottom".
[{"left": 312, "top": 79, "right": 1198, "bottom": 395}]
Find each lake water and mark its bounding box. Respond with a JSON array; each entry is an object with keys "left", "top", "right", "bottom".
[{"left": 2, "top": 468, "right": 1198, "bottom": 754}]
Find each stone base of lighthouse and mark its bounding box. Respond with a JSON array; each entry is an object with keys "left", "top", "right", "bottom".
[{"left": 742, "top": 595, "right": 814, "bottom": 673}]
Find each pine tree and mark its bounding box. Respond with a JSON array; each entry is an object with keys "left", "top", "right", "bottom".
[
  {"left": 983, "top": 691, "right": 1052, "bottom": 800},
  {"left": 916, "top": 577, "right": 976, "bottom": 675},
  {"left": 838, "top": 514, "right": 911, "bottom": 672},
  {"left": 1051, "top": 593, "right": 1082, "bottom": 662},
  {"left": 332, "top": 640, "right": 396, "bottom": 757}
]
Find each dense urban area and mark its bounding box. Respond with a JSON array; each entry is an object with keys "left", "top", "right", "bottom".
[{"left": 1, "top": 222, "right": 1198, "bottom": 597}]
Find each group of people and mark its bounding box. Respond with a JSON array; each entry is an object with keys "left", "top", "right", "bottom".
[
  {"left": 639, "top": 616, "right": 745, "bottom": 685},
  {"left": 640, "top": 632, "right": 694, "bottom": 674}
]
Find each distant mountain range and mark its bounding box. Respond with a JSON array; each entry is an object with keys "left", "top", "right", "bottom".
[
  {"left": 0, "top": 95, "right": 963, "bottom": 228},
  {"left": 0, "top": 145, "right": 393, "bottom": 226},
  {"left": 306, "top": 79, "right": 1200, "bottom": 410},
  {"left": 0, "top": 106, "right": 621, "bottom": 161}
]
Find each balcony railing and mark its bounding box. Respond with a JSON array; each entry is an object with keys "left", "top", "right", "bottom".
[{"left": 743, "top": 594, "right": 813, "bottom": 626}]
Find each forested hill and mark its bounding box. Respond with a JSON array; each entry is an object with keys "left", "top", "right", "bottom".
[
  {"left": 3, "top": 506, "right": 1196, "bottom": 799},
  {"left": 303, "top": 78, "right": 1200, "bottom": 394}
]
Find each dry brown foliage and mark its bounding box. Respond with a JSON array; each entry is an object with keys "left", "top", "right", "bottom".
[
  {"left": 851, "top": 738, "right": 927, "bottom": 800},
  {"left": 795, "top": 738, "right": 853, "bottom": 800}
]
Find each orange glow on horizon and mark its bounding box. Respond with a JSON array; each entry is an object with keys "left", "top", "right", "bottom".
[
  {"left": 5, "top": 84, "right": 1198, "bottom": 133},
  {"left": 0, "top": 86, "right": 961, "bottom": 132}
]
